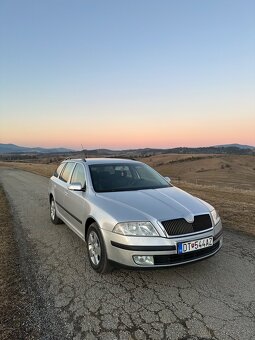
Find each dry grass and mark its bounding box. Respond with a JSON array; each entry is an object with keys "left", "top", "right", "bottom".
[
  {"left": 0, "top": 161, "right": 56, "bottom": 178},
  {"left": 0, "top": 185, "right": 34, "bottom": 339},
  {"left": 176, "top": 182, "right": 255, "bottom": 237},
  {"left": 140, "top": 154, "right": 255, "bottom": 190},
  {"left": 141, "top": 154, "right": 255, "bottom": 237},
  {"left": 1, "top": 154, "right": 255, "bottom": 237}
]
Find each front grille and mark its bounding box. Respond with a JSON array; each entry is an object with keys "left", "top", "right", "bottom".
[
  {"left": 161, "top": 214, "right": 212, "bottom": 236},
  {"left": 154, "top": 241, "right": 220, "bottom": 266}
]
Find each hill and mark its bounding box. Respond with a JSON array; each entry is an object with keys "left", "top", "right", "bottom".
[
  {"left": 139, "top": 153, "right": 255, "bottom": 190},
  {"left": 0, "top": 143, "right": 73, "bottom": 154},
  {"left": 0, "top": 143, "right": 254, "bottom": 157},
  {"left": 214, "top": 143, "right": 255, "bottom": 150}
]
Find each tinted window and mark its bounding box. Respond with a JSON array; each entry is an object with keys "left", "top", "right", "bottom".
[
  {"left": 89, "top": 163, "right": 171, "bottom": 192},
  {"left": 70, "top": 164, "right": 86, "bottom": 187},
  {"left": 59, "top": 163, "right": 75, "bottom": 183},
  {"left": 53, "top": 163, "right": 65, "bottom": 177}
]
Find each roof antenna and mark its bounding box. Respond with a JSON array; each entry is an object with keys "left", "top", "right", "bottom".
[{"left": 81, "top": 144, "right": 87, "bottom": 160}]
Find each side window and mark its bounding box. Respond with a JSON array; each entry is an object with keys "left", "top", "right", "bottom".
[
  {"left": 53, "top": 163, "right": 65, "bottom": 177},
  {"left": 70, "top": 164, "right": 86, "bottom": 187},
  {"left": 59, "top": 163, "right": 75, "bottom": 183}
]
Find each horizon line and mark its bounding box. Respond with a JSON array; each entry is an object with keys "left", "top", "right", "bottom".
[{"left": 1, "top": 142, "right": 255, "bottom": 151}]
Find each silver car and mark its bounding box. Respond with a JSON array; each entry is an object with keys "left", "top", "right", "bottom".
[{"left": 48, "top": 158, "right": 223, "bottom": 273}]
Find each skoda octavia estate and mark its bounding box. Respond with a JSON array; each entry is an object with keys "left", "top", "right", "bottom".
[{"left": 48, "top": 158, "right": 223, "bottom": 273}]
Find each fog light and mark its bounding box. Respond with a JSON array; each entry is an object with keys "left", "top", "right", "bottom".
[{"left": 133, "top": 255, "right": 154, "bottom": 266}]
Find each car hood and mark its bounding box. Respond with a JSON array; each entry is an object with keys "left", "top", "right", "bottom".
[{"left": 95, "top": 186, "right": 212, "bottom": 222}]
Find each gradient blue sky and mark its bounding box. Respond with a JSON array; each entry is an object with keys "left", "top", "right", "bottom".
[{"left": 1, "top": 0, "right": 254, "bottom": 149}]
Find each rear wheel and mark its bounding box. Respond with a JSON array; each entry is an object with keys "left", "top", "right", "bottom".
[
  {"left": 87, "top": 222, "right": 111, "bottom": 273},
  {"left": 50, "top": 198, "right": 62, "bottom": 224}
]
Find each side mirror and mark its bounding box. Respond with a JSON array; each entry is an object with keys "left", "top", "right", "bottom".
[
  {"left": 165, "top": 176, "right": 171, "bottom": 184},
  {"left": 68, "top": 182, "right": 85, "bottom": 191}
]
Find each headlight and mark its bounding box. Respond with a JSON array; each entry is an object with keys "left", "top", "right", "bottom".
[
  {"left": 211, "top": 209, "right": 220, "bottom": 225},
  {"left": 113, "top": 221, "right": 159, "bottom": 236}
]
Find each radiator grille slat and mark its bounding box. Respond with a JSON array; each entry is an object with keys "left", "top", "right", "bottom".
[{"left": 161, "top": 214, "right": 212, "bottom": 236}]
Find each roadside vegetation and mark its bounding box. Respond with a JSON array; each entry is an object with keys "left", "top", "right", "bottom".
[
  {"left": 0, "top": 185, "right": 34, "bottom": 339},
  {"left": 0, "top": 153, "right": 254, "bottom": 237},
  {"left": 177, "top": 182, "right": 255, "bottom": 237}
]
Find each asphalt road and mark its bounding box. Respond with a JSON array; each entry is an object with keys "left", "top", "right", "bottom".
[{"left": 1, "top": 169, "right": 255, "bottom": 340}]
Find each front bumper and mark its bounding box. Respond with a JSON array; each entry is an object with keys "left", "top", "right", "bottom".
[{"left": 101, "top": 221, "right": 223, "bottom": 268}]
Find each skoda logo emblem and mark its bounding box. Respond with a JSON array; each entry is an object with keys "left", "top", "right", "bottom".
[{"left": 185, "top": 214, "right": 194, "bottom": 223}]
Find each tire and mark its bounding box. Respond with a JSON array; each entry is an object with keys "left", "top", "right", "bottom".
[
  {"left": 50, "top": 197, "right": 62, "bottom": 225},
  {"left": 86, "top": 222, "right": 111, "bottom": 273}
]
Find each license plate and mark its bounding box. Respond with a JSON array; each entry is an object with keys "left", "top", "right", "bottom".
[{"left": 178, "top": 237, "right": 213, "bottom": 254}]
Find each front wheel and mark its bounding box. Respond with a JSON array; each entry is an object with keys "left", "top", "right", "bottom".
[
  {"left": 86, "top": 223, "right": 111, "bottom": 273},
  {"left": 50, "top": 198, "right": 62, "bottom": 224}
]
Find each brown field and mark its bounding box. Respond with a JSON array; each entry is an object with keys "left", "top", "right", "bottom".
[
  {"left": 140, "top": 154, "right": 255, "bottom": 190},
  {"left": 0, "top": 161, "right": 57, "bottom": 178},
  {"left": 1, "top": 153, "right": 255, "bottom": 237}
]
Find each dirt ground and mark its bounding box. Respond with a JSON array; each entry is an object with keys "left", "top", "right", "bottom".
[{"left": 0, "top": 185, "right": 35, "bottom": 339}]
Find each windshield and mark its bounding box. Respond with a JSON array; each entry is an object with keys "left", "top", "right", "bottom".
[{"left": 89, "top": 162, "right": 171, "bottom": 192}]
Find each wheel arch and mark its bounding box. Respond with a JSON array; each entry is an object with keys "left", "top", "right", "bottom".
[
  {"left": 49, "top": 193, "right": 53, "bottom": 203},
  {"left": 85, "top": 217, "right": 98, "bottom": 240}
]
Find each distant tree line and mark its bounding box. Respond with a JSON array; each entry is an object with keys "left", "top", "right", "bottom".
[
  {"left": 161, "top": 147, "right": 255, "bottom": 155},
  {"left": 0, "top": 152, "right": 71, "bottom": 162},
  {"left": 0, "top": 146, "right": 254, "bottom": 162}
]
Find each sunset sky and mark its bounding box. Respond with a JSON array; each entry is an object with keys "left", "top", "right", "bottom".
[{"left": 1, "top": 0, "right": 255, "bottom": 150}]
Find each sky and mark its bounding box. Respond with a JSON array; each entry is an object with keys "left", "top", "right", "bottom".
[{"left": 0, "top": 0, "right": 255, "bottom": 150}]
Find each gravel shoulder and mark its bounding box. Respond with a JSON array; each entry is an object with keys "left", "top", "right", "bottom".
[
  {"left": 0, "top": 173, "right": 68, "bottom": 340},
  {"left": 0, "top": 168, "right": 255, "bottom": 340},
  {"left": 0, "top": 184, "right": 33, "bottom": 340}
]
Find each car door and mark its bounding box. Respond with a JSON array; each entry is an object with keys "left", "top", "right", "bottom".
[
  {"left": 56, "top": 162, "right": 76, "bottom": 219},
  {"left": 51, "top": 162, "right": 66, "bottom": 209},
  {"left": 64, "top": 163, "right": 90, "bottom": 237}
]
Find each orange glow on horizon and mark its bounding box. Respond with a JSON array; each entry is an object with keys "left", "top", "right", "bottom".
[{"left": 1, "top": 104, "right": 254, "bottom": 149}]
